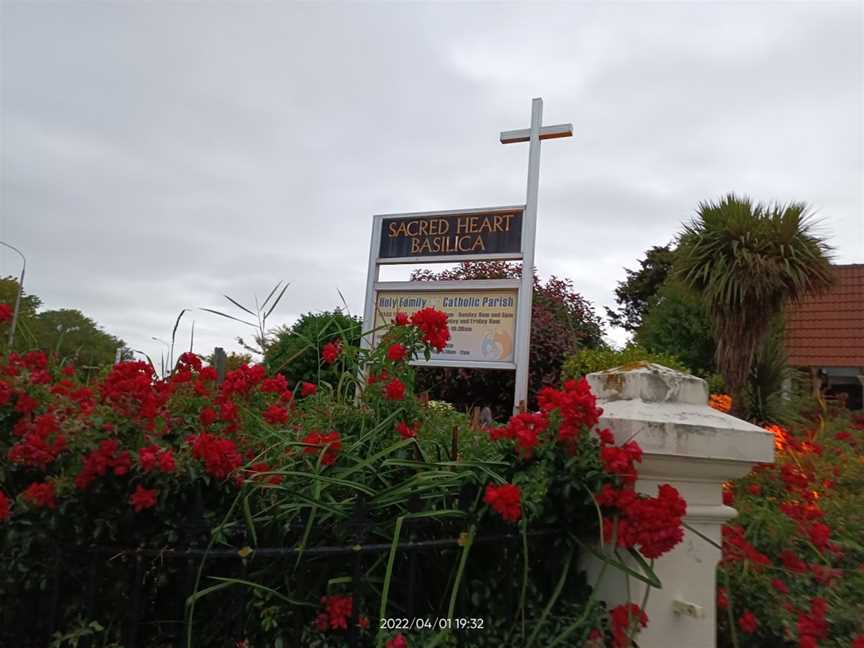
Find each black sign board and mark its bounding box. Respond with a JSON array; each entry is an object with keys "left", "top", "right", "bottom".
[{"left": 378, "top": 208, "right": 523, "bottom": 260}]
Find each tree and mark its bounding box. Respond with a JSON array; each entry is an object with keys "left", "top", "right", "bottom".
[
  {"left": 264, "top": 310, "right": 362, "bottom": 387},
  {"left": 675, "top": 194, "right": 834, "bottom": 416},
  {"left": 0, "top": 276, "right": 42, "bottom": 353},
  {"left": 32, "top": 309, "right": 125, "bottom": 376},
  {"left": 410, "top": 261, "right": 605, "bottom": 418},
  {"left": 606, "top": 245, "right": 675, "bottom": 332},
  {"left": 635, "top": 280, "right": 715, "bottom": 377}
]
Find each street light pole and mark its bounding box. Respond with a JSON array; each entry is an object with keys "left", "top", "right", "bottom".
[{"left": 0, "top": 242, "right": 26, "bottom": 349}]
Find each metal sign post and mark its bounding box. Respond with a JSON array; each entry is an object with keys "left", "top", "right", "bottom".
[{"left": 501, "top": 98, "right": 573, "bottom": 413}]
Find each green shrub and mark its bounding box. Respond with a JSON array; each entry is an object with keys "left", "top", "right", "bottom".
[
  {"left": 264, "top": 309, "right": 361, "bottom": 386},
  {"left": 561, "top": 345, "right": 690, "bottom": 380}
]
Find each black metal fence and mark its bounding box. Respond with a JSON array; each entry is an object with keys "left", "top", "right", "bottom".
[{"left": 3, "top": 522, "right": 562, "bottom": 648}]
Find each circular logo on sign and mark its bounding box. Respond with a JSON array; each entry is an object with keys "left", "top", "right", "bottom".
[{"left": 481, "top": 330, "right": 513, "bottom": 361}]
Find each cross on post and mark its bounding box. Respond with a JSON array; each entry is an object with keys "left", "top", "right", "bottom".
[{"left": 501, "top": 98, "right": 573, "bottom": 414}]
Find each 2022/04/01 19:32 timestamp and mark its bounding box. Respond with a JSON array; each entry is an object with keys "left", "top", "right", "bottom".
[{"left": 379, "top": 618, "right": 485, "bottom": 631}]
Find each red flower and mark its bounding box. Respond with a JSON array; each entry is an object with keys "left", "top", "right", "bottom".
[
  {"left": 200, "top": 406, "right": 217, "bottom": 426},
  {"left": 0, "top": 491, "right": 11, "bottom": 520},
  {"left": 23, "top": 481, "right": 56, "bottom": 509},
  {"left": 723, "top": 490, "right": 734, "bottom": 506},
  {"left": 138, "top": 445, "right": 176, "bottom": 473},
  {"left": 300, "top": 382, "right": 317, "bottom": 398},
  {"left": 717, "top": 588, "right": 729, "bottom": 609},
  {"left": 771, "top": 578, "right": 789, "bottom": 594},
  {"left": 610, "top": 603, "right": 648, "bottom": 647},
  {"left": 313, "top": 595, "right": 354, "bottom": 632},
  {"left": 261, "top": 374, "right": 288, "bottom": 393},
  {"left": 410, "top": 308, "right": 450, "bottom": 351},
  {"left": 395, "top": 420, "right": 419, "bottom": 439},
  {"left": 130, "top": 485, "right": 158, "bottom": 512},
  {"left": 738, "top": 611, "right": 758, "bottom": 635},
  {"left": 322, "top": 341, "right": 341, "bottom": 365},
  {"left": 393, "top": 312, "right": 410, "bottom": 326},
  {"left": 601, "top": 484, "right": 686, "bottom": 559},
  {"left": 600, "top": 441, "right": 643, "bottom": 484},
  {"left": 490, "top": 412, "right": 548, "bottom": 458},
  {"left": 76, "top": 440, "right": 132, "bottom": 489},
  {"left": 249, "top": 463, "right": 284, "bottom": 485},
  {"left": 796, "top": 597, "right": 828, "bottom": 646},
  {"left": 177, "top": 352, "right": 202, "bottom": 371},
  {"left": 302, "top": 431, "right": 342, "bottom": 466},
  {"left": 386, "top": 635, "right": 408, "bottom": 648},
  {"left": 387, "top": 343, "right": 408, "bottom": 362},
  {"left": 484, "top": 483, "right": 522, "bottom": 523},
  {"left": 851, "top": 635, "right": 864, "bottom": 648},
  {"left": 747, "top": 483, "right": 762, "bottom": 496},
  {"left": 807, "top": 522, "right": 831, "bottom": 550},
  {"left": 263, "top": 404, "right": 290, "bottom": 425},
  {"left": 0, "top": 303, "right": 13, "bottom": 323},
  {"left": 384, "top": 378, "right": 406, "bottom": 401},
  {"left": 8, "top": 413, "right": 67, "bottom": 468},
  {"left": 779, "top": 549, "right": 808, "bottom": 574},
  {"left": 188, "top": 433, "right": 242, "bottom": 479}
]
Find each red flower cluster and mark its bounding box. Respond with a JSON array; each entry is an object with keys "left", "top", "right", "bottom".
[
  {"left": 138, "top": 444, "right": 176, "bottom": 473},
  {"left": 0, "top": 491, "right": 10, "bottom": 520},
  {"left": 395, "top": 420, "right": 419, "bottom": 439},
  {"left": 410, "top": 308, "right": 450, "bottom": 351},
  {"left": 598, "top": 483, "right": 686, "bottom": 559},
  {"left": 322, "top": 341, "right": 341, "bottom": 365},
  {"left": 484, "top": 483, "right": 522, "bottom": 523},
  {"left": 130, "top": 485, "right": 158, "bottom": 512},
  {"left": 76, "top": 440, "right": 133, "bottom": 489},
  {"left": 738, "top": 610, "right": 758, "bottom": 635},
  {"left": 386, "top": 343, "right": 408, "bottom": 362},
  {"left": 22, "top": 481, "right": 56, "bottom": 509},
  {"left": 221, "top": 364, "right": 266, "bottom": 398},
  {"left": 490, "top": 412, "right": 548, "bottom": 458},
  {"left": 188, "top": 433, "right": 242, "bottom": 480},
  {"left": 263, "top": 404, "right": 290, "bottom": 425},
  {"left": 796, "top": 597, "right": 828, "bottom": 648},
  {"left": 100, "top": 361, "right": 168, "bottom": 424},
  {"left": 386, "top": 635, "right": 408, "bottom": 648},
  {"left": 609, "top": 603, "right": 648, "bottom": 648},
  {"left": 384, "top": 378, "right": 406, "bottom": 401},
  {"left": 8, "top": 412, "right": 67, "bottom": 468},
  {"left": 313, "top": 595, "right": 367, "bottom": 632},
  {"left": 300, "top": 382, "right": 317, "bottom": 398},
  {"left": 537, "top": 378, "right": 603, "bottom": 444},
  {"left": 600, "top": 441, "right": 642, "bottom": 485},
  {"left": 0, "top": 303, "right": 13, "bottom": 322},
  {"left": 301, "top": 431, "right": 341, "bottom": 466},
  {"left": 721, "top": 524, "right": 771, "bottom": 568}
]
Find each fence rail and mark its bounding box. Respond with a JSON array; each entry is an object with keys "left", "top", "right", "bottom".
[{"left": 3, "top": 528, "right": 562, "bottom": 648}]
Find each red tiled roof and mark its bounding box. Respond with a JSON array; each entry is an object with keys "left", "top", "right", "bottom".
[{"left": 785, "top": 264, "right": 864, "bottom": 368}]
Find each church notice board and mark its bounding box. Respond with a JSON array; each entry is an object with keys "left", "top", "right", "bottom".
[{"left": 370, "top": 280, "right": 519, "bottom": 370}]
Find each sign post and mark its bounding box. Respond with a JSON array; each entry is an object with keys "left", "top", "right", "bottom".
[
  {"left": 362, "top": 98, "right": 572, "bottom": 415},
  {"left": 501, "top": 98, "right": 573, "bottom": 413}
]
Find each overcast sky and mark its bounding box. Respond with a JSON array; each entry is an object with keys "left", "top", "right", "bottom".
[{"left": 2, "top": 1, "right": 862, "bottom": 365}]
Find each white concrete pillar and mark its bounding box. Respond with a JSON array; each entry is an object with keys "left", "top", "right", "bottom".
[{"left": 583, "top": 364, "right": 774, "bottom": 648}]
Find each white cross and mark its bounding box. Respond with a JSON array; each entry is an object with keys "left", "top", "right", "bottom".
[{"left": 500, "top": 98, "right": 573, "bottom": 414}]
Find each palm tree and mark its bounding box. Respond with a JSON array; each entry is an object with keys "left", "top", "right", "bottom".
[{"left": 675, "top": 194, "right": 834, "bottom": 417}]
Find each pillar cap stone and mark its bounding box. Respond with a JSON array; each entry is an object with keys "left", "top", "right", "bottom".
[
  {"left": 586, "top": 363, "right": 775, "bottom": 471},
  {"left": 587, "top": 362, "right": 708, "bottom": 405}
]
